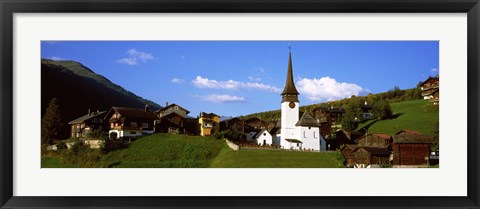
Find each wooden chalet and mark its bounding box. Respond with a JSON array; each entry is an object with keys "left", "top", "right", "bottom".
[
  {"left": 352, "top": 147, "right": 391, "bottom": 168},
  {"left": 154, "top": 103, "right": 190, "bottom": 134},
  {"left": 355, "top": 133, "right": 392, "bottom": 148},
  {"left": 244, "top": 117, "right": 269, "bottom": 133},
  {"left": 392, "top": 130, "right": 433, "bottom": 166},
  {"left": 68, "top": 109, "right": 107, "bottom": 138},
  {"left": 328, "top": 130, "right": 363, "bottom": 150},
  {"left": 220, "top": 117, "right": 244, "bottom": 133},
  {"left": 340, "top": 144, "right": 358, "bottom": 167},
  {"left": 105, "top": 106, "right": 157, "bottom": 139},
  {"left": 420, "top": 76, "right": 440, "bottom": 105}
]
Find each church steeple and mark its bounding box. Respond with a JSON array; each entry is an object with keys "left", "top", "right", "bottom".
[{"left": 281, "top": 50, "right": 300, "bottom": 102}]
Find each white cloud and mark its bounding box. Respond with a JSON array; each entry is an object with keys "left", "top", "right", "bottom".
[
  {"left": 116, "top": 58, "right": 137, "bottom": 65},
  {"left": 192, "top": 76, "right": 281, "bottom": 93},
  {"left": 248, "top": 76, "right": 262, "bottom": 82},
  {"left": 48, "top": 56, "right": 65, "bottom": 61},
  {"left": 171, "top": 78, "right": 185, "bottom": 84},
  {"left": 297, "top": 77, "right": 365, "bottom": 101},
  {"left": 116, "top": 48, "right": 155, "bottom": 65},
  {"left": 200, "top": 94, "right": 245, "bottom": 103}
]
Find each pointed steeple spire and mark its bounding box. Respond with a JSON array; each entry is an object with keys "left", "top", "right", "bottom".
[{"left": 281, "top": 50, "right": 300, "bottom": 102}]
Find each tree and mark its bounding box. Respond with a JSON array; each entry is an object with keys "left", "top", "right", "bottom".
[
  {"left": 41, "top": 98, "right": 64, "bottom": 144},
  {"left": 341, "top": 99, "right": 362, "bottom": 131},
  {"left": 371, "top": 98, "right": 393, "bottom": 120}
]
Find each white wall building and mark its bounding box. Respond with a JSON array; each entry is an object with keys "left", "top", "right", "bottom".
[
  {"left": 277, "top": 51, "right": 326, "bottom": 151},
  {"left": 253, "top": 129, "right": 273, "bottom": 146}
]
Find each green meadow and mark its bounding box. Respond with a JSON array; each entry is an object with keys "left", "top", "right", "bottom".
[
  {"left": 357, "top": 99, "right": 438, "bottom": 136},
  {"left": 42, "top": 134, "right": 344, "bottom": 168}
]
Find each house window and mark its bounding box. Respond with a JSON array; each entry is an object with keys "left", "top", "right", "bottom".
[
  {"left": 142, "top": 123, "right": 149, "bottom": 128},
  {"left": 110, "top": 123, "right": 114, "bottom": 128},
  {"left": 93, "top": 118, "right": 97, "bottom": 123},
  {"left": 130, "top": 122, "right": 137, "bottom": 127},
  {"left": 130, "top": 131, "right": 136, "bottom": 135},
  {"left": 303, "top": 131, "right": 306, "bottom": 138},
  {"left": 263, "top": 133, "right": 266, "bottom": 136},
  {"left": 99, "top": 119, "right": 103, "bottom": 123},
  {"left": 314, "top": 132, "right": 317, "bottom": 138}
]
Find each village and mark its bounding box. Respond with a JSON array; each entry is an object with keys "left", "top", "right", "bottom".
[{"left": 52, "top": 51, "right": 440, "bottom": 168}]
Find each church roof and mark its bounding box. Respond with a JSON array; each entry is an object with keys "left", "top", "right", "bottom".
[
  {"left": 281, "top": 52, "right": 300, "bottom": 96},
  {"left": 285, "top": 138, "right": 302, "bottom": 143},
  {"left": 295, "top": 112, "right": 321, "bottom": 127}
]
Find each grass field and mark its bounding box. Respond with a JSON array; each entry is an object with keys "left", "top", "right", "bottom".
[
  {"left": 42, "top": 134, "right": 344, "bottom": 168},
  {"left": 356, "top": 99, "right": 438, "bottom": 135},
  {"left": 211, "top": 149, "right": 344, "bottom": 168},
  {"left": 41, "top": 157, "right": 78, "bottom": 168},
  {"left": 98, "top": 134, "right": 226, "bottom": 168}
]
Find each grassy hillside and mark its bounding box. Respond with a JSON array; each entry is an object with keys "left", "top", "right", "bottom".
[
  {"left": 42, "top": 134, "right": 344, "bottom": 168},
  {"left": 99, "top": 134, "right": 226, "bottom": 168},
  {"left": 356, "top": 99, "right": 438, "bottom": 135},
  {"left": 211, "top": 149, "right": 344, "bottom": 168}
]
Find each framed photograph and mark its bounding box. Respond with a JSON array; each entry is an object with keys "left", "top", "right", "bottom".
[{"left": 1, "top": 0, "right": 479, "bottom": 208}]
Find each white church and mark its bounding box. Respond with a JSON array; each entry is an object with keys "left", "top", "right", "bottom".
[{"left": 272, "top": 50, "right": 327, "bottom": 151}]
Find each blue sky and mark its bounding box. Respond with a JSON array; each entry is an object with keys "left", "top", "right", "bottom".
[{"left": 41, "top": 41, "right": 439, "bottom": 117}]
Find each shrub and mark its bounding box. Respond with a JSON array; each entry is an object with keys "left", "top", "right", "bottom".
[
  {"left": 60, "top": 142, "right": 102, "bottom": 167},
  {"left": 214, "top": 129, "right": 245, "bottom": 142},
  {"left": 101, "top": 140, "right": 129, "bottom": 153},
  {"left": 109, "top": 132, "right": 118, "bottom": 139},
  {"left": 88, "top": 129, "right": 108, "bottom": 139}
]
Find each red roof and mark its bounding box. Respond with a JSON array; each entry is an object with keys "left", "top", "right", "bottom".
[
  {"left": 396, "top": 129, "right": 421, "bottom": 135},
  {"left": 373, "top": 133, "right": 391, "bottom": 139}
]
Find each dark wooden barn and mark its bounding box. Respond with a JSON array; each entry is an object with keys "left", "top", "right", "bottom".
[
  {"left": 352, "top": 147, "right": 391, "bottom": 168},
  {"left": 392, "top": 132, "right": 433, "bottom": 166}
]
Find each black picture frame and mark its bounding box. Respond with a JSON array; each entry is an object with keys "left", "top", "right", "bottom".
[{"left": 1, "top": 0, "right": 479, "bottom": 208}]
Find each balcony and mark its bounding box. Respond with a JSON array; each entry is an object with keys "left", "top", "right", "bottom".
[{"left": 111, "top": 126, "right": 142, "bottom": 131}]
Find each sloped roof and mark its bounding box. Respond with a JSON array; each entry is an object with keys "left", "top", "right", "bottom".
[
  {"left": 395, "top": 129, "right": 422, "bottom": 135},
  {"left": 373, "top": 133, "right": 391, "bottom": 140},
  {"left": 155, "top": 103, "right": 190, "bottom": 114},
  {"left": 201, "top": 112, "right": 219, "bottom": 118},
  {"left": 285, "top": 138, "right": 302, "bottom": 143},
  {"left": 393, "top": 133, "right": 433, "bottom": 144},
  {"left": 420, "top": 76, "right": 439, "bottom": 86},
  {"left": 355, "top": 147, "right": 391, "bottom": 155},
  {"left": 109, "top": 107, "right": 157, "bottom": 120},
  {"left": 269, "top": 127, "right": 281, "bottom": 135},
  {"left": 295, "top": 112, "right": 320, "bottom": 127},
  {"left": 68, "top": 111, "right": 106, "bottom": 124},
  {"left": 281, "top": 52, "right": 300, "bottom": 96},
  {"left": 341, "top": 144, "right": 358, "bottom": 151},
  {"left": 162, "top": 111, "right": 186, "bottom": 118},
  {"left": 253, "top": 129, "right": 271, "bottom": 139}
]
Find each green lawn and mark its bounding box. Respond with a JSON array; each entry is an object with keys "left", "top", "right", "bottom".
[
  {"left": 357, "top": 99, "right": 438, "bottom": 136},
  {"left": 42, "top": 133, "right": 345, "bottom": 168},
  {"left": 98, "top": 134, "right": 226, "bottom": 168},
  {"left": 211, "top": 148, "right": 344, "bottom": 168},
  {"left": 41, "top": 157, "right": 79, "bottom": 168}
]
